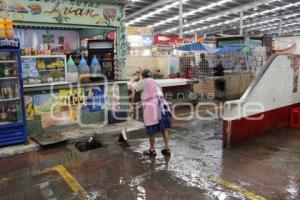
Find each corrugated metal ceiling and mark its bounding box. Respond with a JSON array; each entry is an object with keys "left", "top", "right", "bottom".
[{"left": 125, "top": 0, "right": 300, "bottom": 36}]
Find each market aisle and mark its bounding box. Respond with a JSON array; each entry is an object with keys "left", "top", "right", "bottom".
[{"left": 0, "top": 118, "right": 299, "bottom": 200}]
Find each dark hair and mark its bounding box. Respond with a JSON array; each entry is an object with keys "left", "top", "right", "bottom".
[
  {"left": 142, "top": 69, "right": 151, "bottom": 78},
  {"left": 200, "top": 53, "right": 205, "bottom": 59}
]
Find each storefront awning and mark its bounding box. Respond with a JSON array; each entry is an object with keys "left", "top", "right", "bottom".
[
  {"left": 176, "top": 42, "right": 245, "bottom": 54},
  {"left": 216, "top": 44, "right": 245, "bottom": 54},
  {"left": 175, "top": 42, "right": 218, "bottom": 53}
]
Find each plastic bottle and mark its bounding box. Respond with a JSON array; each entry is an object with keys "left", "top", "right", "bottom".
[
  {"left": 11, "top": 103, "right": 17, "bottom": 122},
  {"left": 16, "top": 102, "right": 21, "bottom": 122},
  {"left": 78, "top": 56, "right": 90, "bottom": 82},
  {"left": 67, "top": 55, "right": 78, "bottom": 83},
  {"left": 0, "top": 18, "right": 5, "bottom": 39},
  {"left": 5, "top": 19, "right": 14, "bottom": 39},
  {"left": 0, "top": 105, "right": 7, "bottom": 121},
  {"left": 90, "top": 55, "right": 102, "bottom": 81}
]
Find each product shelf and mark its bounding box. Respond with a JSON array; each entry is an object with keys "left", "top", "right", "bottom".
[
  {"left": 37, "top": 69, "right": 65, "bottom": 72},
  {"left": 0, "top": 97, "right": 20, "bottom": 103},
  {"left": 0, "top": 60, "right": 17, "bottom": 63},
  {"left": 0, "top": 77, "right": 18, "bottom": 80}
]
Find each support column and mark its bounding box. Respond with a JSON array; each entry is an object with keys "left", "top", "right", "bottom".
[
  {"left": 240, "top": 11, "right": 243, "bottom": 35},
  {"left": 179, "top": 0, "right": 183, "bottom": 38},
  {"left": 278, "top": 16, "right": 283, "bottom": 36},
  {"left": 117, "top": 6, "right": 126, "bottom": 80}
]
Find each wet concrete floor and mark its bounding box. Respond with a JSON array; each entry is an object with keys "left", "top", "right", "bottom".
[{"left": 0, "top": 116, "right": 299, "bottom": 200}]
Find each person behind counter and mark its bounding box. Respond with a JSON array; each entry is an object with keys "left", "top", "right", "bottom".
[
  {"left": 199, "top": 53, "right": 210, "bottom": 76},
  {"left": 133, "top": 69, "right": 172, "bottom": 157},
  {"left": 214, "top": 62, "right": 225, "bottom": 76}
]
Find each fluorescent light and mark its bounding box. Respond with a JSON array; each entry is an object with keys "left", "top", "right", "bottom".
[
  {"left": 150, "top": 0, "right": 232, "bottom": 28},
  {"left": 128, "top": 0, "right": 190, "bottom": 25},
  {"left": 163, "top": 1, "right": 300, "bottom": 34}
]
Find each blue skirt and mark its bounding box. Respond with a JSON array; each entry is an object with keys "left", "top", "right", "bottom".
[{"left": 145, "top": 104, "right": 171, "bottom": 135}]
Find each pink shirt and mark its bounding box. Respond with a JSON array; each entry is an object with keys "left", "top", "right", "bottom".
[{"left": 134, "top": 78, "right": 162, "bottom": 126}]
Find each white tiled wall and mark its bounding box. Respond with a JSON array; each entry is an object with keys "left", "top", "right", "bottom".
[{"left": 224, "top": 54, "right": 300, "bottom": 120}]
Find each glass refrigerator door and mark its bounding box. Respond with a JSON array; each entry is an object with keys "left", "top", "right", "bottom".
[
  {"left": 101, "top": 52, "right": 113, "bottom": 79},
  {"left": 0, "top": 51, "right": 23, "bottom": 125}
]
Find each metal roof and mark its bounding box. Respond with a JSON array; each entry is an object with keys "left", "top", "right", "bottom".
[{"left": 125, "top": 0, "right": 300, "bottom": 36}]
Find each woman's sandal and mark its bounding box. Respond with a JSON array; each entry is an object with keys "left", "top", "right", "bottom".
[
  {"left": 143, "top": 149, "right": 157, "bottom": 157},
  {"left": 161, "top": 149, "right": 171, "bottom": 156}
]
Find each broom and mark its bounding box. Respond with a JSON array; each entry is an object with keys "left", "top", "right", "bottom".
[{"left": 118, "top": 75, "right": 139, "bottom": 147}]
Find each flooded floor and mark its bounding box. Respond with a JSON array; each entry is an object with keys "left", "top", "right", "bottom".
[{"left": 0, "top": 117, "right": 300, "bottom": 200}]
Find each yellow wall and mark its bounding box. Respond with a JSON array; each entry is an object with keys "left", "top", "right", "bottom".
[{"left": 125, "top": 56, "right": 170, "bottom": 78}]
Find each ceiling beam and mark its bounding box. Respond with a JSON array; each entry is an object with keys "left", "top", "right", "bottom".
[
  {"left": 127, "top": 0, "right": 175, "bottom": 20},
  {"left": 157, "top": 0, "right": 275, "bottom": 33},
  {"left": 188, "top": 12, "right": 300, "bottom": 37},
  {"left": 245, "top": 13, "right": 300, "bottom": 32}
]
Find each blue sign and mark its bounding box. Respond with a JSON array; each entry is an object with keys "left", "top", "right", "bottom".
[{"left": 0, "top": 39, "right": 20, "bottom": 49}]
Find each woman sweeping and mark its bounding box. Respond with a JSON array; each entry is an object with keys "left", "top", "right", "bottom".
[{"left": 132, "top": 69, "right": 172, "bottom": 157}]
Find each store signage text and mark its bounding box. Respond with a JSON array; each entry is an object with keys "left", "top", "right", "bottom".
[
  {"left": 45, "top": 2, "right": 100, "bottom": 18},
  {"left": 0, "top": 0, "right": 121, "bottom": 27},
  {"left": 28, "top": 0, "right": 103, "bottom": 8},
  {"left": 0, "top": 39, "right": 19, "bottom": 48}
]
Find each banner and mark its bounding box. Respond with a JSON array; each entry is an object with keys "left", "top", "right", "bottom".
[
  {"left": 0, "top": 0, "right": 122, "bottom": 27},
  {"left": 154, "top": 34, "right": 194, "bottom": 45},
  {"left": 154, "top": 34, "right": 179, "bottom": 45},
  {"left": 125, "top": 26, "right": 154, "bottom": 35}
]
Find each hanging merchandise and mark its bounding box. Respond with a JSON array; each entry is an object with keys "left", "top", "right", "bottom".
[
  {"left": 90, "top": 55, "right": 102, "bottom": 81},
  {"left": 67, "top": 55, "right": 78, "bottom": 83},
  {"left": 0, "top": 18, "right": 5, "bottom": 39},
  {"left": 5, "top": 19, "right": 14, "bottom": 39},
  {"left": 78, "top": 56, "right": 90, "bottom": 83}
]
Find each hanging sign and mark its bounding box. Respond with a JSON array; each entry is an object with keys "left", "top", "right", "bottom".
[
  {"left": 125, "top": 26, "right": 154, "bottom": 36},
  {"left": 154, "top": 34, "right": 179, "bottom": 45},
  {"left": 42, "top": 34, "right": 54, "bottom": 43},
  {"left": 0, "top": 0, "right": 122, "bottom": 27}
]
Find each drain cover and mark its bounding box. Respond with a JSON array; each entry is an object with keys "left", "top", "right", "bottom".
[{"left": 75, "top": 137, "right": 106, "bottom": 152}]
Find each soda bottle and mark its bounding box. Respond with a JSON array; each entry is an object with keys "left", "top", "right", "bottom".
[
  {"left": 11, "top": 103, "right": 17, "bottom": 122},
  {"left": 0, "top": 105, "right": 7, "bottom": 121},
  {"left": 16, "top": 102, "right": 22, "bottom": 122}
]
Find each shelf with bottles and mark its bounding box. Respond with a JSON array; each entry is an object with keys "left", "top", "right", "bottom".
[
  {"left": 0, "top": 78, "right": 20, "bottom": 100},
  {"left": 21, "top": 55, "right": 67, "bottom": 87},
  {"left": 0, "top": 61, "right": 19, "bottom": 78},
  {"left": 0, "top": 100, "right": 22, "bottom": 125},
  {"left": 0, "top": 51, "right": 17, "bottom": 62}
]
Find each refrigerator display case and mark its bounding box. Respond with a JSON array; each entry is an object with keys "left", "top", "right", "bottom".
[
  {"left": 21, "top": 55, "right": 67, "bottom": 87},
  {"left": 0, "top": 39, "right": 28, "bottom": 147},
  {"left": 88, "top": 40, "right": 115, "bottom": 80}
]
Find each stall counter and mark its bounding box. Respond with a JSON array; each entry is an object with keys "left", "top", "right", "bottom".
[
  {"left": 155, "top": 78, "right": 193, "bottom": 88},
  {"left": 24, "top": 81, "right": 129, "bottom": 137},
  {"left": 155, "top": 78, "right": 194, "bottom": 102}
]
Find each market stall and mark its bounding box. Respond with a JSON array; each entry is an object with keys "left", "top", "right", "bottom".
[
  {"left": 156, "top": 78, "right": 194, "bottom": 103},
  {"left": 176, "top": 40, "right": 269, "bottom": 100},
  {"left": 0, "top": 0, "right": 128, "bottom": 142}
]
